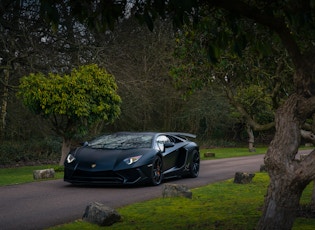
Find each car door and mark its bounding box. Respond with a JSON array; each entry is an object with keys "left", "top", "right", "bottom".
[{"left": 156, "top": 135, "right": 179, "bottom": 171}]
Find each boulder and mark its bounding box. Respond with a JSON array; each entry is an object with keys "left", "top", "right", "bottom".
[
  {"left": 162, "top": 183, "right": 192, "bottom": 199},
  {"left": 82, "top": 202, "right": 121, "bottom": 226},
  {"left": 233, "top": 172, "right": 255, "bottom": 184},
  {"left": 204, "top": 152, "right": 215, "bottom": 158},
  {"left": 33, "top": 168, "right": 55, "bottom": 180}
]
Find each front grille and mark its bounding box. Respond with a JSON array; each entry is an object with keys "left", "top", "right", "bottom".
[
  {"left": 65, "top": 167, "right": 144, "bottom": 184},
  {"left": 72, "top": 169, "right": 124, "bottom": 184}
]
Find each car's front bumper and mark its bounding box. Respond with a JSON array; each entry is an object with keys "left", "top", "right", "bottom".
[{"left": 64, "top": 165, "right": 151, "bottom": 185}]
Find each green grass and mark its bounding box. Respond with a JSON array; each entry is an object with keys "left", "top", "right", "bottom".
[
  {"left": 200, "top": 147, "right": 267, "bottom": 160},
  {"left": 200, "top": 146, "right": 313, "bottom": 160},
  {"left": 48, "top": 173, "right": 315, "bottom": 230},
  {"left": 0, "top": 165, "right": 64, "bottom": 186}
]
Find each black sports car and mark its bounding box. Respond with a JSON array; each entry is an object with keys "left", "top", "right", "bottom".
[{"left": 64, "top": 132, "right": 200, "bottom": 186}]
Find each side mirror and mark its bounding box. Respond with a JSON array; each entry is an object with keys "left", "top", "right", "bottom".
[
  {"left": 81, "top": 141, "right": 89, "bottom": 146},
  {"left": 164, "top": 142, "right": 175, "bottom": 148}
]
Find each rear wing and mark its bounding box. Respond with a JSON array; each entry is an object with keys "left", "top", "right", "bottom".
[{"left": 165, "top": 132, "right": 196, "bottom": 139}]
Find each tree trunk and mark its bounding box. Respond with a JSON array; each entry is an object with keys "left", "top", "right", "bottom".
[
  {"left": 257, "top": 94, "right": 313, "bottom": 230},
  {"left": 246, "top": 123, "right": 255, "bottom": 152},
  {"left": 0, "top": 69, "right": 9, "bottom": 139},
  {"left": 311, "top": 181, "right": 315, "bottom": 209},
  {"left": 311, "top": 115, "right": 315, "bottom": 208},
  {"left": 59, "top": 137, "right": 72, "bottom": 166},
  {"left": 257, "top": 174, "right": 307, "bottom": 229}
]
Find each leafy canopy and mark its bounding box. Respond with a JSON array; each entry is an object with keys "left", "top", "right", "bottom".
[
  {"left": 17, "top": 64, "right": 121, "bottom": 137},
  {"left": 170, "top": 8, "right": 293, "bottom": 129}
]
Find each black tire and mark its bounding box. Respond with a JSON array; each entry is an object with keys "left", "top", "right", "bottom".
[
  {"left": 189, "top": 150, "right": 200, "bottom": 178},
  {"left": 150, "top": 155, "right": 163, "bottom": 186}
]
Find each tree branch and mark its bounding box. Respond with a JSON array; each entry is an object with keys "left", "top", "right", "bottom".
[
  {"left": 208, "top": 0, "right": 302, "bottom": 66},
  {"left": 301, "top": 129, "right": 315, "bottom": 143},
  {"left": 298, "top": 96, "right": 315, "bottom": 120},
  {"left": 224, "top": 82, "right": 275, "bottom": 131}
]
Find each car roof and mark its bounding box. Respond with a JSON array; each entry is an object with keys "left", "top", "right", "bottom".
[{"left": 112, "top": 131, "right": 196, "bottom": 139}]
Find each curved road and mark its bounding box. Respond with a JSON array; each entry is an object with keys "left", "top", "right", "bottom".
[{"left": 0, "top": 155, "right": 264, "bottom": 230}]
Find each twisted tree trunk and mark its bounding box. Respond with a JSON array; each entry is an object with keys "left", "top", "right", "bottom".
[{"left": 257, "top": 94, "right": 315, "bottom": 229}]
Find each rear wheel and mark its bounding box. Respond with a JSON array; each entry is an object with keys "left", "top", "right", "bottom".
[
  {"left": 189, "top": 150, "right": 200, "bottom": 178},
  {"left": 150, "top": 155, "right": 163, "bottom": 185}
]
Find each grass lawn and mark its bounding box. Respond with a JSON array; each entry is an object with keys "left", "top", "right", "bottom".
[
  {"left": 48, "top": 173, "right": 315, "bottom": 230},
  {"left": 200, "top": 147, "right": 267, "bottom": 160},
  {"left": 0, "top": 165, "right": 64, "bottom": 186}
]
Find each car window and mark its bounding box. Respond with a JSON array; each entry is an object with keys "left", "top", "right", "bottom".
[{"left": 88, "top": 133, "right": 153, "bottom": 149}]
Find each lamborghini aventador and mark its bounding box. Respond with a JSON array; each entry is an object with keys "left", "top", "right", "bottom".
[{"left": 64, "top": 132, "right": 200, "bottom": 186}]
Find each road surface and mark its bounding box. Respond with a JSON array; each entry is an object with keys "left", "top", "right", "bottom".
[{"left": 0, "top": 155, "right": 264, "bottom": 230}]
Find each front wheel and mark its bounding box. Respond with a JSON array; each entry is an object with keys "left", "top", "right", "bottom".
[
  {"left": 150, "top": 155, "right": 163, "bottom": 186},
  {"left": 188, "top": 150, "right": 200, "bottom": 178}
]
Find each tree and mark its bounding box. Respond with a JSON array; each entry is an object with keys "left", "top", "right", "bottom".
[
  {"left": 91, "top": 17, "right": 181, "bottom": 132},
  {"left": 15, "top": 0, "right": 315, "bottom": 228},
  {"left": 0, "top": 0, "right": 101, "bottom": 140},
  {"left": 136, "top": 2, "right": 315, "bottom": 228},
  {"left": 170, "top": 19, "right": 287, "bottom": 149},
  {"left": 17, "top": 64, "right": 121, "bottom": 165}
]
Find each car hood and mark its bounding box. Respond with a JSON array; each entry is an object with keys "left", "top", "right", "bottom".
[{"left": 71, "top": 146, "right": 152, "bottom": 170}]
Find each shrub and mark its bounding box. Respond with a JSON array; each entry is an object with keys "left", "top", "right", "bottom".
[{"left": 0, "top": 138, "right": 61, "bottom": 166}]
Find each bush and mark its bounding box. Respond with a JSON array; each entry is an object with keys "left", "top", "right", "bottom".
[{"left": 0, "top": 138, "right": 61, "bottom": 166}]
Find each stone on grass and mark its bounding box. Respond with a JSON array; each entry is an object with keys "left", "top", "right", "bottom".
[
  {"left": 204, "top": 152, "right": 215, "bottom": 158},
  {"left": 82, "top": 202, "right": 121, "bottom": 226},
  {"left": 233, "top": 172, "right": 255, "bottom": 184},
  {"left": 33, "top": 168, "right": 55, "bottom": 180},
  {"left": 162, "top": 183, "right": 192, "bottom": 199}
]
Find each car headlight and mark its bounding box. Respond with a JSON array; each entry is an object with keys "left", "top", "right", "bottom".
[
  {"left": 124, "top": 155, "right": 142, "bottom": 165},
  {"left": 66, "top": 154, "right": 76, "bottom": 163}
]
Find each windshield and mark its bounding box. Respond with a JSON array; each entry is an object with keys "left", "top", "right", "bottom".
[{"left": 88, "top": 133, "right": 153, "bottom": 149}]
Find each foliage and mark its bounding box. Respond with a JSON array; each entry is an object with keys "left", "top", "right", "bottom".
[
  {"left": 1, "top": 2, "right": 240, "bottom": 143},
  {"left": 170, "top": 11, "right": 293, "bottom": 129},
  {"left": 17, "top": 64, "right": 121, "bottom": 139},
  {"left": 13, "top": 1, "right": 315, "bottom": 229},
  {"left": 234, "top": 85, "right": 274, "bottom": 124},
  {"left": 0, "top": 138, "right": 60, "bottom": 166}
]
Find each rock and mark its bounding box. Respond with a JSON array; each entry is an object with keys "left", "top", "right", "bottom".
[
  {"left": 233, "top": 172, "right": 255, "bottom": 184},
  {"left": 33, "top": 168, "right": 55, "bottom": 180},
  {"left": 82, "top": 202, "right": 121, "bottom": 226},
  {"left": 204, "top": 152, "right": 215, "bottom": 158},
  {"left": 162, "top": 183, "right": 192, "bottom": 199}
]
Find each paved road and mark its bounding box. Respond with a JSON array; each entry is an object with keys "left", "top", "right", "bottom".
[{"left": 0, "top": 155, "right": 264, "bottom": 230}]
